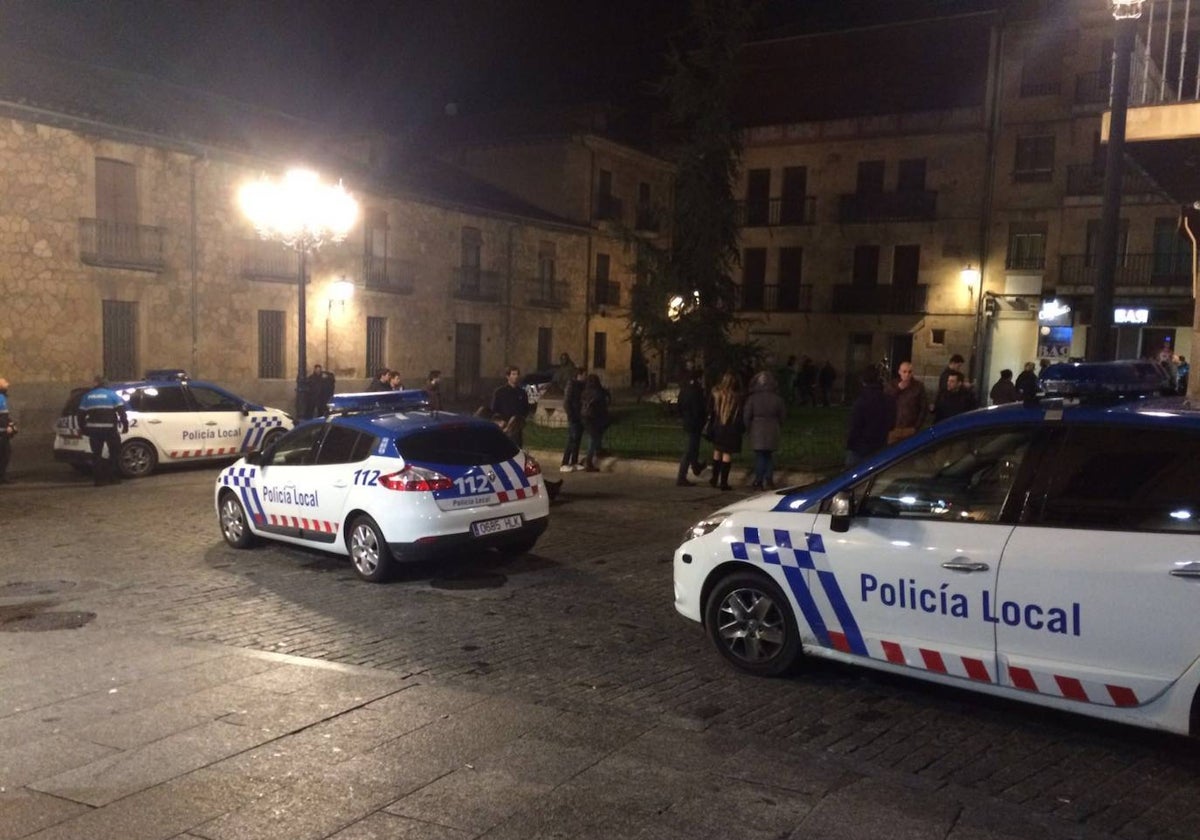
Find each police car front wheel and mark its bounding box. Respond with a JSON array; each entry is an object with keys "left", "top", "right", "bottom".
[
  {"left": 348, "top": 515, "right": 395, "bottom": 583},
  {"left": 218, "top": 492, "right": 257, "bottom": 549},
  {"left": 705, "top": 572, "right": 802, "bottom": 677}
]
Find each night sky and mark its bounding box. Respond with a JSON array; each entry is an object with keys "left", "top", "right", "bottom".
[{"left": 0, "top": 0, "right": 1002, "bottom": 135}]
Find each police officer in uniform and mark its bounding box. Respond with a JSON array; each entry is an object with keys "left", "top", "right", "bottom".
[{"left": 77, "top": 377, "right": 129, "bottom": 486}]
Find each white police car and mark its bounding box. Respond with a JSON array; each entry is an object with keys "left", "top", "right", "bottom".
[
  {"left": 53, "top": 370, "right": 292, "bottom": 478},
  {"left": 214, "top": 390, "right": 550, "bottom": 582},
  {"left": 674, "top": 361, "right": 1200, "bottom": 735}
]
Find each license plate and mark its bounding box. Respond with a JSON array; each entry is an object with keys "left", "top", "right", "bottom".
[{"left": 470, "top": 514, "right": 523, "bottom": 538}]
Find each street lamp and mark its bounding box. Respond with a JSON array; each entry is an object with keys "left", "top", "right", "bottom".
[
  {"left": 961, "top": 264, "right": 980, "bottom": 304},
  {"left": 325, "top": 276, "right": 355, "bottom": 369},
  {"left": 1091, "top": 0, "right": 1144, "bottom": 361},
  {"left": 239, "top": 168, "right": 358, "bottom": 416}
]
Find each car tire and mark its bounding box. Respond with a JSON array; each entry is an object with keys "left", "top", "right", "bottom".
[
  {"left": 119, "top": 439, "right": 158, "bottom": 478},
  {"left": 496, "top": 536, "right": 538, "bottom": 555},
  {"left": 704, "top": 571, "right": 802, "bottom": 677},
  {"left": 348, "top": 515, "right": 395, "bottom": 583},
  {"left": 218, "top": 491, "right": 257, "bottom": 549}
]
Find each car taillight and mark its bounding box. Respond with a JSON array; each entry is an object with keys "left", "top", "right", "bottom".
[
  {"left": 524, "top": 454, "right": 542, "bottom": 477},
  {"left": 379, "top": 465, "right": 453, "bottom": 492}
]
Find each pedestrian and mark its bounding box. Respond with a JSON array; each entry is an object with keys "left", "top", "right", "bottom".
[
  {"left": 796, "top": 356, "right": 817, "bottom": 406},
  {"left": 426, "top": 370, "right": 442, "bottom": 410},
  {"left": 1177, "top": 355, "right": 1190, "bottom": 394},
  {"left": 989, "top": 369, "right": 1019, "bottom": 405},
  {"left": 846, "top": 366, "right": 897, "bottom": 466},
  {"left": 77, "top": 376, "right": 129, "bottom": 486},
  {"left": 1014, "top": 362, "right": 1038, "bottom": 402},
  {"left": 885, "top": 361, "right": 927, "bottom": 445},
  {"left": 580, "top": 373, "right": 611, "bottom": 472},
  {"left": 776, "top": 355, "right": 798, "bottom": 404},
  {"left": 937, "top": 353, "right": 967, "bottom": 396},
  {"left": 675, "top": 367, "right": 707, "bottom": 486},
  {"left": 490, "top": 365, "right": 530, "bottom": 446},
  {"left": 817, "top": 360, "right": 837, "bottom": 406},
  {"left": 743, "top": 370, "right": 786, "bottom": 490},
  {"left": 560, "top": 366, "right": 586, "bottom": 471},
  {"left": 304, "top": 364, "right": 325, "bottom": 418},
  {"left": 706, "top": 371, "right": 744, "bottom": 491},
  {"left": 0, "top": 376, "right": 15, "bottom": 484},
  {"left": 387, "top": 370, "right": 404, "bottom": 390},
  {"left": 366, "top": 367, "right": 390, "bottom": 391},
  {"left": 933, "top": 370, "right": 977, "bottom": 423},
  {"left": 553, "top": 352, "right": 576, "bottom": 393}
]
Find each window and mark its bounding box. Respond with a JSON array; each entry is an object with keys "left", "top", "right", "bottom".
[
  {"left": 745, "top": 169, "right": 771, "bottom": 226},
  {"left": 398, "top": 426, "right": 518, "bottom": 464},
  {"left": 854, "top": 429, "right": 1036, "bottom": 524},
  {"left": 1034, "top": 427, "right": 1200, "bottom": 533},
  {"left": 780, "top": 167, "right": 808, "bottom": 224},
  {"left": 538, "top": 241, "right": 556, "bottom": 283},
  {"left": 269, "top": 424, "right": 325, "bottom": 466},
  {"left": 593, "top": 332, "right": 608, "bottom": 370},
  {"left": 95, "top": 158, "right": 137, "bottom": 224},
  {"left": 741, "top": 248, "right": 767, "bottom": 309},
  {"left": 595, "top": 252, "right": 610, "bottom": 283},
  {"left": 131, "top": 385, "right": 188, "bottom": 413},
  {"left": 852, "top": 245, "right": 880, "bottom": 286},
  {"left": 1153, "top": 217, "right": 1192, "bottom": 277},
  {"left": 316, "top": 425, "right": 373, "bottom": 465},
  {"left": 364, "top": 209, "right": 389, "bottom": 288},
  {"left": 1006, "top": 223, "right": 1047, "bottom": 270},
  {"left": 1084, "top": 218, "right": 1129, "bottom": 266},
  {"left": 366, "top": 316, "right": 387, "bottom": 377},
  {"left": 897, "top": 159, "right": 926, "bottom": 192},
  {"left": 258, "top": 310, "right": 285, "bottom": 379},
  {"left": 460, "top": 226, "right": 481, "bottom": 283},
  {"left": 892, "top": 245, "right": 920, "bottom": 287},
  {"left": 1014, "top": 135, "right": 1055, "bottom": 182},
  {"left": 1020, "top": 47, "right": 1062, "bottom": 96},
  {"left": 102, "top": 299, "right": 138, "bottom": 380},
  {"left": 537, "top": 327, "right": 552, "bottom": 371},
  {"left": 930, "top": 328, "right": 946, "bottom": 345},
  {"left": 189, "top": 385, "right": 242, "bottom": 411},
  {"left": 778, "top": 247, "right": 803, "bottom": 310},
  {"left": 856, "top": 160, "right": 885, "bottom": 194}
]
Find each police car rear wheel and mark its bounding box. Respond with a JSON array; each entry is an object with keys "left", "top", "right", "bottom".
[
  {"left": 119, "top": 439, "right": 157, "bottom": 478},
  {"left": 705, "top": 572, "right": 801, "bottom": 677},
  {"left": 349, "top": 515, "right": 394, "bottom": 583},
  {"left": 218, "top": 492, "right": 256, "bottom": 549},
  {"left": 260, "top": 428, "right": 286, "bottom": 450}
]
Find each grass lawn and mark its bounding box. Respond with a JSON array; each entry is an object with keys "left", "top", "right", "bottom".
[{"left": 524, "top": 398, "right": 850, "bottom": 472}]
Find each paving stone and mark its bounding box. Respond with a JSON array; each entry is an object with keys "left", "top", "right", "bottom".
[
  {"left": 326, "top": 812, "right": 472, "bottom": 839},
  {"left": 0, "top": 788, "right": 91, "bottom": 840},
  {"left": 386, "top": 767, "right": 554, "bottom": 833},
  {"left": 0, "top": 732, "right": 118, "bottom": 789},
  {"left": 189, "top": 786, "right": 377, "bottom": 840},
  {"left": 789, "top": 777, "right": 961, "bottom": 840}
]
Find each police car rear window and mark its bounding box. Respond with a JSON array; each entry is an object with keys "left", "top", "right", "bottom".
[
  {"left": 133, "top": 386, "right": 188, "bottom": 412},
  {"left": 396, "top": 426, "right": 519, "bottom": 466}
]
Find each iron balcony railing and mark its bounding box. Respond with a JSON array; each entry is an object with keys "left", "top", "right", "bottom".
[
  {"left": 1005, "top": 255, "right": 1046, "bottom": 271},
  {"left": 240, "top": 238, "right": 300, "bottom": 282},
  {"left": 594, "top": 193, "right": 623, "bottom": 223},
  {"left": 79, "top": 218, "right": 165, "bottom": 270},
  {"left": 1074, "top": 71, "right": 1111, "bottom": 106},
  {"left": 837, "top": 191, "right": 937, "bottom": 223},
  {"left": 831, "top": 284, "right": 928, "bottom": 314},
  {"left": 735, "top": 283, "right": 813, "bottom": 312},
  {"left": 735, "top": 196, "right": 817, "bottom": 227},
  {"left": 527, "top": 278, "right": 569, "bottom": 309},
  {"left": 592, "top": 280, "right": 621, "bottom": 308},
  {"left": 364, "top": 255, "right": 414, "bottom": 294},
  {"left": 1065, "top": 163, "right": 1162, "bottom": 196},
  {"left": 453, "top": 267, "right": 502, "bottom": 302},
  {"left": 1058, "top": 253, "right": 1192, "bottom": 292}
]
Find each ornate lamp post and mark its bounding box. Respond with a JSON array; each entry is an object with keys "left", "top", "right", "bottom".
[
  {"left": 239, "top": 169, "right": 358, "bottom": 416},
  {"left": 1091, "top": 0, "right": 1145, "bottom": 361}
]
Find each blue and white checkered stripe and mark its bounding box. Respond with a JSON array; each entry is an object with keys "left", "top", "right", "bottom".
[
  {"left": 241, "top": 415, "right": 285, "bottom": 451},
  {"left": 220, "top": 466, "right": 267, "bottom": 525},
  {"left": 731, "top": 526, "right": 867, "bottom": 656},
  {"left": 220, "top": 466, "right": 257, "bottom": 488},
  {"left": 492, "top": 457, "right": 530, "bottom": 492}
]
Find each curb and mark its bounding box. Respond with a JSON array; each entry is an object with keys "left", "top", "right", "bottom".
[{"left": 527, "top": 448, "right": 825, "bottom": 488}]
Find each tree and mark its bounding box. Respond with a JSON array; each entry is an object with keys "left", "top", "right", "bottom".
[{"left": 628, "top": 0, "right": 760, "bottom": 381}]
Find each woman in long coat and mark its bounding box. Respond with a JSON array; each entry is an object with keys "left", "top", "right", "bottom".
[
  {"left": 706, "top": 371, "right": 744, "bottom": 491},
  {"left": 743, "top": 370, "right": 786, "bottom": 490}
]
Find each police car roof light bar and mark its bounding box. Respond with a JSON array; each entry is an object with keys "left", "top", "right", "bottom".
[
  {"left": 1040, "top": 360, "right": 1171, "bottom": 400},
  {"left": 327, "top": 389, "right": 432, "bottom": 416}
]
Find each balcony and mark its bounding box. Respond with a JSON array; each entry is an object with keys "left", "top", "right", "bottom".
[
  {"left": 735, "top": 197, "right": 816, "bottom": 227},
  {"left": 831, "top": 284, "right": 928, "bottom": 314},
  {"left": 1005, "top": 255, "right": 1046, "bottom": 271},
  {"left": 1074, "top": 71, "right": 1110, "bottom": 107},
  {"left": 453, "top": 267, "right": 501, "bottom": 302},
  {"left": 1057, "top": 253, "right": 1192, "bottom": 295},
  {"left": 836, "top": 191, "right": 936, "bottom": 223},
  {"left": 735, "top": 283, "right": 813, "bottom": 312},
  {"left": 592, "top": 280, "right": 621, "bottom": 308},
  {"left": 594, "top": 193, "right": 623, "bottom": 223},
  {"left": 364, "top": 255, "right": 414, "bottom": 294},
  {"left": 634, "top": 203, "right": 661, "bottom": 233},
  {"left": 240, "top": 238, "right": 300, "bottom": 283},
  {"left": 527, "top": 278, "right": 569, "bottom": 309},
  {"left": 79, "top": 219, "right": 165, "bottom": 271},
  {"left": 1064, "top": 164, "right": 1161, "bottom": 196}
]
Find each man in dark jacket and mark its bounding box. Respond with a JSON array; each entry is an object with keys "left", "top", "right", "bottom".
[
  {"left": 77, "top": 377, "right": 130, "bottom": 486},
  {"left": 846, "top": 366, "right": 896, "bottom": 466},
  {"left": 989, "top": 369, "right": 1019, "bottom": 405},
  {"left": 1014, "top": 362, "right": 1039, "bottom": 402},
  {"left": 675, "top": 368, "right": 707, "bottom": 486},
  {"left": 560, "top": 367, "right": 586, "bottom": 471},
  {"left": 933, "top": 371, "right": 978, "bottom": 423},
  {"left": 491, "top": 365, "right": 530, "bottom": 446}
]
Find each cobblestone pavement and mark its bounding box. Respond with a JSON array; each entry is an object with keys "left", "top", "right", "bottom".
[{"left": 5, "top": 462, "right": 1200, "bottom": 839}]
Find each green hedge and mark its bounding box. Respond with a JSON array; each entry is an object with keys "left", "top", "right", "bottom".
[{"left": 524, "top": 399, "right": 849, "bottom": 472}]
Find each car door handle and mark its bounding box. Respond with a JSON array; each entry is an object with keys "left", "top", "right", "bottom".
[
  {"left": 941, "top": 559, "right": 990, "bottom": 572},
  {"left": 332, "top": 480, "right": 348, "bottom": 488},
  {"left": 205, "top": 421, "right": 219, "bottom": 426},
  {"left": 1169, "top": 562, "right": 1200, "bottom": 578},
  {"left": 147, "top": 419, "right": 162, "bottom": 424}
]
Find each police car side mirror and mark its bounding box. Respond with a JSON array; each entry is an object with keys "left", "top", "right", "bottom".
[
  {"left": 240, "top": 402, "right": 251, "bottom": 416},
  {"left": 830, "top": 491, "right": 853, "bottom": 533}
]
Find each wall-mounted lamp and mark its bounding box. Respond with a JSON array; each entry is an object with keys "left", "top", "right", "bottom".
[
  {"left": 325, "top": 277, "right": 355, "bottom": 368},
  {"left": 961, "top": 264, "right": 981, "bottom": 304}
]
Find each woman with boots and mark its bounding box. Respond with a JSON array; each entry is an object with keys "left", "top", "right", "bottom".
[
  {"left": 706, "top": 371, "right": 744, "bottom": 491},
  {"left": 743, "top": 370, "right": 785, "bottom": 490}
]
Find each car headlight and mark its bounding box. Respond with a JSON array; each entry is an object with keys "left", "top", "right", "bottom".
[{"left": 683, "top": 512, "right": 729, "bottom": 543}]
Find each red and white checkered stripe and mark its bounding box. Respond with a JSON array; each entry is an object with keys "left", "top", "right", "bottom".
[
  {"left": 170, "top": 447, "right": 239, "bottom": 458},
  {"left": 871, "top": 639, "right": 1139, "bottom": 708},
  {"left": 495, "top": 485, "right": 539, "bottom": 503},
  {"left": 267, "top": 515, "right": 339, "bottom": 534}
]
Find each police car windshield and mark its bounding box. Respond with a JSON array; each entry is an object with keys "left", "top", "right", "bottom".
[{"left": 396, "top": 426, "right": 518, "bottom": 466}]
